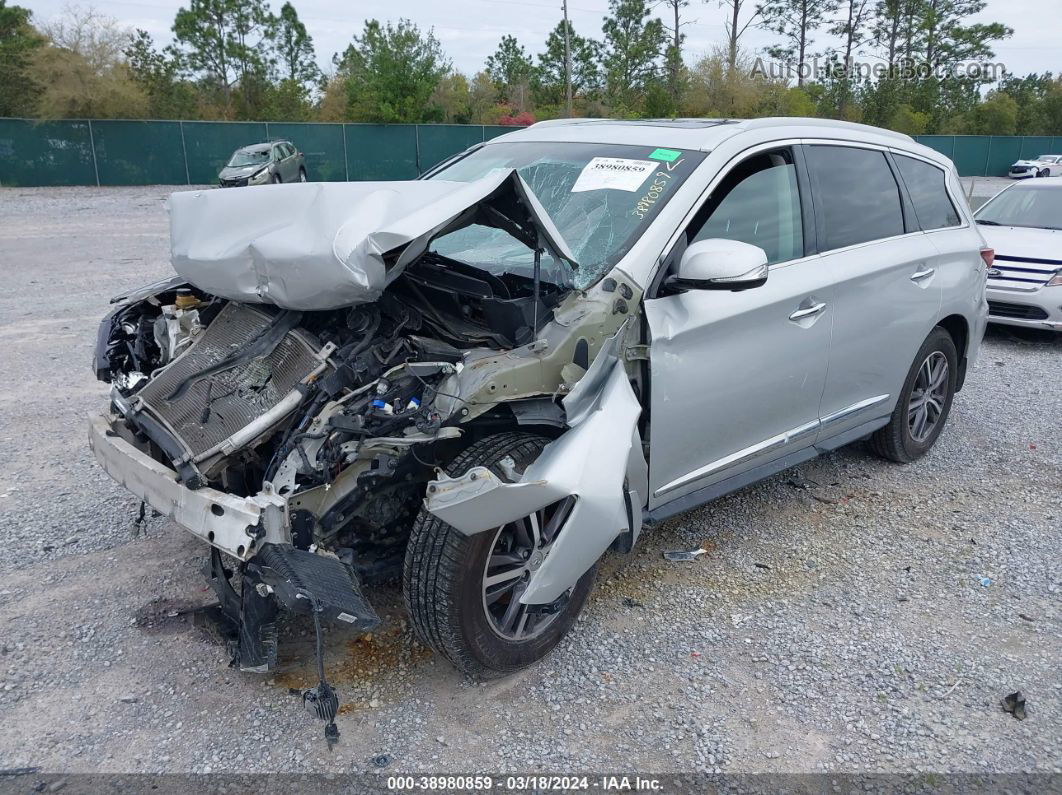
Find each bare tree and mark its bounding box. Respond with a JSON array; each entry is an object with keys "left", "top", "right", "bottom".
[
  {"left": 43, "top": 4, "right": 132, "bottom": 72},
  {"left": 718, "top": 0, "right": 761, "bottom": 75}
]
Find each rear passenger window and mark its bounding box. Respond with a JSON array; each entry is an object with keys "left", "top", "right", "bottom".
[
  {"left": 895, "top": 155, "right": 960, "bottom": 230},
  {"left": 804, "top": 145, "right": 905, "bottom": 250},
  {"left": 688, "top": 150, "right": 804, "bottom": 265}
]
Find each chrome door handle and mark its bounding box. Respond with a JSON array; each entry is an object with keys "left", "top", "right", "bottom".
[
  {"left": 910, "top": 267, "right": 935, "bottom": 282},
  {"left": 789, "top": 301, "right": 826, "bottom": 321}
]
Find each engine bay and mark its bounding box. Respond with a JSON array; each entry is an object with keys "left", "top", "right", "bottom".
[{"left": 94, "top": 259, "right": 569, "bottom": 577}]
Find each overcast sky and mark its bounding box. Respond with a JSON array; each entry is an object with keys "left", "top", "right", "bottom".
[{"left": 24, "top": 0, "right": 1062, "bottom": 80}]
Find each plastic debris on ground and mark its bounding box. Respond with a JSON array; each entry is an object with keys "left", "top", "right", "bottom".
[
  {"left": 663, "top": 548, "right": 707, "bottom": 562},
  {"left": 1001, "top": 691, "right": 1027, "bottom": 720}
]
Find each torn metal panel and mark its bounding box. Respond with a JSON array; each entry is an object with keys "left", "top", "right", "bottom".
[
  {"left": 88, "top": 413, "right": 288, "bottom": 560},
  {"left": 168, "top": 170, "right": 575, "bottom": 311},
  {"left": 424, "top": 355, "right": 647, "bottom": 606}
]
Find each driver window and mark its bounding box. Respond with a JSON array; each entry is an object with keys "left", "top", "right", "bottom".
[{"left": 687, "top": 149, "right": 804, "bottom": 265}]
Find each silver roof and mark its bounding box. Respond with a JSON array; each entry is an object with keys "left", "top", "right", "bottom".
[
  {"left": 491, "top": 116, "right": 916, "bottom": 151},
  {"left": 485, "top": 116, "right": 953, "bottom": 171}
]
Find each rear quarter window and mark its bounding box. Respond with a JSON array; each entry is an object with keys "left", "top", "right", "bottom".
[
  {"left": 895, "top": 154, "right": 961, "bottom": 230},
  {"left": 804, "top": 145, "right": 905, "bottom": 251}
]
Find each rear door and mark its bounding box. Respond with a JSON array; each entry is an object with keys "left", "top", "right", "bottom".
[{"left": 803, "top": 143, "right": 941, "bottom": 441}]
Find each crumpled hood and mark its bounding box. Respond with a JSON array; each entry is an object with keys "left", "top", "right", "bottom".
[
  {"left": 218, "top": 164, "right": 267, "bottom": 179},
  {"left": 168, "top": 170, "right": 577, "bottom": 311}
]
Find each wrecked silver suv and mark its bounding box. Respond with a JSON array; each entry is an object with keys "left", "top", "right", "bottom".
[{"left": 90, "top": 120, "right": 985, "bottom": 737}]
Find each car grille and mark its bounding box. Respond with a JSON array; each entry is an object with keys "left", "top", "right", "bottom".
[
  {"left": 1010, "top": 166, "right": 1030, "bottom": 173},
  {"left": 136, "top": 303, "right": 323, "bottom": 460},
  {"left": 987, "top": 301, "right": 1049, "bottom": 321},
  {"left": 220, "top": 178, "right": 248, "bottom": 188},
  {"left": 988, "top": 255, "right": 1060, "bottom": 291}
]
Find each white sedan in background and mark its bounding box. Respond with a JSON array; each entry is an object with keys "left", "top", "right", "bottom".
[
  {"left": 975, "top": 180, "right": 1062, "bottom": 331},
  {"left": 1008, "top": 154, "right": 1062, "bottom": 179}
]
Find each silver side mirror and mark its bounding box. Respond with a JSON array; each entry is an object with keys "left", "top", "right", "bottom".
[{"left": 668, "top": 238, "right": 769, "bottom": 292}]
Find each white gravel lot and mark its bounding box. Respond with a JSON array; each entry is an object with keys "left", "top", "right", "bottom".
[{"left": 0, "top": 183, "right": 1058, "bottom": 778}]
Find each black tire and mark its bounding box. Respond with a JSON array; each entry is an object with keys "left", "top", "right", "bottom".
[
  {"left": 272, "top": 173, "right": 282, "bottom": 184},
  {"left": 1038, "top": 168, "right": 1048, "bottom": 178},
  {"left": 403, "top": 432, "right": 595, "bottom": 678},
  {"left": 299, "top": 167, "right": 308, "bottom": 182},
  {"left": 870, "top": 327, "right": 958, "bottom": 463}
]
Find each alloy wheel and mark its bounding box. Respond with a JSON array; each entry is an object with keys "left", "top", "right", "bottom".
[
  {"left": 907, "top": 351, "right": 949, "bottom": 443},
  {"left": 481, "top": 497, "right": 576, "bottom": 641}
]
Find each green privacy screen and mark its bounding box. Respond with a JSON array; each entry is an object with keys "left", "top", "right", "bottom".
[
  {"left": 4, "top": 119, "right": 1061, "bottom": 185},
  {"left": 0, "top": 118, "right": 517, "bottom": 186},
  {"left": 91, "top": 120, "right": 186, "bottom": 185},
  {"left": 915, "top": 134, "right": 1062, "bottom": 176},
  {"left": 0, "top": 120, "right": 96, "bottom": 186}
]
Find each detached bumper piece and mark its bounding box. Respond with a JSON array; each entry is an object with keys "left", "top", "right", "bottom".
[
  {"left": 249, "top": 543, "right": 380, "bottom": 632},
  {"left": 203, "top": 543, "right": 380, "bottom": 748}
]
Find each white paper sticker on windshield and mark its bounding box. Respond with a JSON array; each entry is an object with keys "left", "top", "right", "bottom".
[{"left": 571, "top": 157, "right": 656, "bottom": 192}]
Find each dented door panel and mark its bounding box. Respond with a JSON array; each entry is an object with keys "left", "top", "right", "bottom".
[{"left": 644, "top": 262, "right": 834, "bottom": 510}]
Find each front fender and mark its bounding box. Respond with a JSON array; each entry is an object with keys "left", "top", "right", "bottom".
[{"left": 424, "top": 354, "right": 647, "bottom": 605}]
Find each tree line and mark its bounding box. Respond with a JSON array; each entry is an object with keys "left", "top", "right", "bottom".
[{"left": 1, "top": 0, "right": 1060, "bottom": 136}]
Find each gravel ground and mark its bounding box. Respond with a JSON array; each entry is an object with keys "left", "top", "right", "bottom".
[{"left": 0, "top": 183, "right": 1058, "bottom": 777}]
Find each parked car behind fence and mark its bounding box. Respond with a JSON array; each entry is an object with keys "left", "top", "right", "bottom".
[{"left": 218, "top": 140, "right": 307, "bottom": 187}]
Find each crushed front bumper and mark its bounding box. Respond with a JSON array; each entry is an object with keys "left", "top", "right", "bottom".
[{"left": 88, "top": 413, "right": 290, "bottom": 560}]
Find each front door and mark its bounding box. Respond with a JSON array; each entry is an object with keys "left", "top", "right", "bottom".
[{"left": 645, "top": 147, "right": 833, "bottom": 510}]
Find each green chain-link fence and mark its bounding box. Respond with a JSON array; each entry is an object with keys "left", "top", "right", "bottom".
[
  {"left": 0, "top": 118, "right": 517, "bottom": 187},
  {"left": 4, "top": 118, "right": 1062, "bottom": 186}
]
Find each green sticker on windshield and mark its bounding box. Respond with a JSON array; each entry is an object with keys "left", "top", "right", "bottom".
[{"left": 648, "top": 148, "right": 682, "bottom": 162}]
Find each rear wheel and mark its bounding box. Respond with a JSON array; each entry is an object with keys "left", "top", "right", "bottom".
[
  {"left": 403, "top": 432, "right": 594, "bottom": 678},
  {"left": 870, "top": 327, "right": 958, "bottom": 463}
]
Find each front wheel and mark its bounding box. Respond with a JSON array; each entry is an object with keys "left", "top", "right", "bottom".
[
  {"left": 403, "top": 433, "right": 594, "bottom": 678},
  {"left": 869, "top": 327, "right": 958, "bottom": 463},
  {"left": 299, "top": 167, "right": 308, "bottom": 182},
  {"left": 272, "top": 173, "right": 282, "bottom": 184},
  {"left": 1038, "top": 168, "right": 1049, "bottom": 178}
]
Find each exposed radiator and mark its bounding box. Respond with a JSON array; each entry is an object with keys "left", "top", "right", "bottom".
[{"left": 136, "top": 303, "right": 324, "bottom": 461}]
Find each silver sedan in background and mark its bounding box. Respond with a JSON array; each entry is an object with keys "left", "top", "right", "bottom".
[{"left": 976, "top": 180, "right": 1062, "bottom": 331}]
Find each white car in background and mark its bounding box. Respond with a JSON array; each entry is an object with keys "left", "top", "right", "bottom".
[
  {"left": 1008, "top": 154, "right": 1062, "bottom": 179},
  {"left": 975, "top": 180, "right": 1062, "bottom": 331}
]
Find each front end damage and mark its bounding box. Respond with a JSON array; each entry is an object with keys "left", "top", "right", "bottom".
[{"left": 89, "top": 173, "right": 648, "bottom": 735}]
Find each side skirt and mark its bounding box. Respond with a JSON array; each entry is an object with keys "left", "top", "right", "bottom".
[{"left": 644, "top": 416, "right": 889, "bottom": 527}]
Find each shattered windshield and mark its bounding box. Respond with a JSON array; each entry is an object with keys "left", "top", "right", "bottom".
[
  {"left": 227, "top": 149, "right": 270, "bottom": 167},
  {"left": 427, "top": 141, "right": 705, "bottom": 288}
]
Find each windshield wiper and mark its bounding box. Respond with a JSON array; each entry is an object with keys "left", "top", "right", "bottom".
[{"left": 976, "top": 219, "right": 1001, "bottom": 225}]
